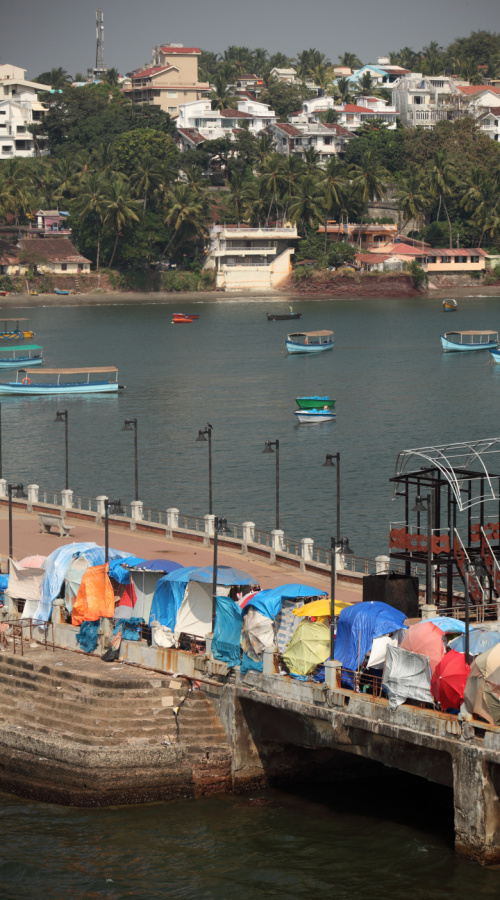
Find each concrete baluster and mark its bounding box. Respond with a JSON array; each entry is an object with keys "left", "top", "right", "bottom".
[
  {"left": 0, "top": 479, "right": 7, "bottom": 499},
  {"left": 166, "top": 507, "right": 179, "bottom": 528},
  {"left": 375, "top": 554, "right": 390, "bottom": 574},
  {"left": 26, "top": 483, "right": 39, "bottom": 513},
  {"left": 204, "top": 514, "right": 215, "bottom": 536},
  {"left": 61, "top": 489, "right": 73, "bottom": 510},
  {"left": 130, "top": 501, "right": 143, "bottom": 532},
  {"left": 242, "top": 521, "right": 255, "bottom": 544},
  {"left": 271, "top": 529, "right": 284, "bottom": 552},
  {"left": 96, "top": 495, "right": 108, "bottom": 524},
  {"left": 301, "top": 537, "right": 314, "bottom": 561}
]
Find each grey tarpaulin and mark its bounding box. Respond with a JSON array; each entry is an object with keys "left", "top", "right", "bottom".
[{"left": 383, "top": 645, "right": 434, "bottom": 710}]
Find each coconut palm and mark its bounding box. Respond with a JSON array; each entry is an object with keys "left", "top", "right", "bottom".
[
  {"left": 130, "top": 155, "right": 166, "bottom": 210},
  {"left": 260, "top": 153, "right": 287, "bottom": 223},
  {"left": 104, "top": 68, "right": 120, "bottom": 86},
  {"left": 426, "top": 151, "right": 456, "bottom": 248},
  {"left": 102, "top": 176, "right": 142, "bottom": 267},
  {"left": 320, "top": 157, "right": 347, "bottom": 249},
  {"left": 338, "top": 52, "right": 362, "bottom": 70},
  {"left": 0, "top": 160, "right": 33, "bottom": 225},
  {"left": 396, "top": 173, "right": 428, "bottom": 232},
  {"left": 281, "top": 155, "right": 307, "bottom": 218},
  {"left": 350, "top": 151, "right": 389, "bottom": 246},
  {"left": 288, "top": 175, "right": 324, "bottom": 232},
  {"left": 241, "top": 178, "right": 269, "bottom": 226},
  {"left": 71, "top": 173, "right": 108, "bottom": 270},
  {"left": 210, "top": 73, "right": 238, "bottom": 111},
  {"left": 162, "top": 183, "right": 209, "bottom": 260},
  {"left": 335, "top": 77, "right": 355, "bottom": 105}
]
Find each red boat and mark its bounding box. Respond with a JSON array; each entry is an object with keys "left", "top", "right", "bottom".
[{"left": 172, "top": 313, "right": 199, "bottom": 324}]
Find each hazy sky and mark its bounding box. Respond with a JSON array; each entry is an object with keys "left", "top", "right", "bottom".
[{"left": 2, "top": 0, "right": 499, "bottom": 79}]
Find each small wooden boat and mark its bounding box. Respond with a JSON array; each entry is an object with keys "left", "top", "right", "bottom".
[
  {"left": 267, "top": 312, "right": 302, "bottom": 321},
  {"left": 295, "top": 408, "right": 336, "bottom": 424},
  {"left": 285, "top": 330, "right": 334, "bottom": 354},
  {"left": 0, "top": 319, "right": 34, "bottom": 340},
  {"left": 441, "top": 330, "right": 498, "bottom": 352},
  {"left": 443, "top": 299, "right": 457, "bottom": 311},
  {"left": 296, "top": 395, "right": 335, "bottom": 410},
  {"left": 0, "top": 366, "right": 122, "bottom": 395},
  {"left": 172, "top": 313, "right": 199, "bottom": 323},
  {"left": 0, "top": 345, "right": 43, "bottom": 369},
  {"left": 54, "top": 289, "right": 70, "bottom": 295},
  {"left": 29, "top": 290, "right": 38, "bottom": 296},
  {"left": 0, "top": 291, "right": 9, "bottom": 297}
]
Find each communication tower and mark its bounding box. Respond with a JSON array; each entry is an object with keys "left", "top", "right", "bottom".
[{"left": 87, "top": 8, "right": 108, "bottom": 81}]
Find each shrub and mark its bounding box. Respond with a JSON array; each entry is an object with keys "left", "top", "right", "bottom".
[{"left": 406, "top": 260, "right": 428, "bottom": 289}]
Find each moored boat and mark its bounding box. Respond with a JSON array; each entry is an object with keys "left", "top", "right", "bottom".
[
  {"left": 489, "top": 349, "right": 500, "bottom": 364},
  {"left": 0, "top": 345, "right": 43, "bottom": 368},
  {"left": 54, "top": 289, "right": 71, "bottom": 295},
  {"left": 0, "top": 291, "right": 9, "bottom": 297},
  {"left": 0, "top": 366, "right": 122, "bottom": 395},
  {"left": 285, "top": 330, "right": 334, "bottom": 354},
  {"left": 267, "top": 311, "right": 302, "bottom": 321},
  {"left": 440, "top": 330, "right": 498, "bottom": 352},
  {"left": 443, "top": 299, "right": 457, "bottom": 311},
  {"left": 295, "top": 395, "right": 335, "bottom": 410},
  {"left": 295, "top": 408, "right": 336, "bottom": 424},
  {"left": 0, "top": 318, "right": 34, "bottom": 340},
  {"left": 172, "top": 313, "right": 199, "bottom": 323}
]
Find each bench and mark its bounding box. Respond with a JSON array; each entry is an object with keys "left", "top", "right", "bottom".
[{"left": 38, "top": 514, "right": 74, "bottom": 538}]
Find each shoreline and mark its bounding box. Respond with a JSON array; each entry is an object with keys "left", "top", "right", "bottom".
[{"left": 0, "top": 284, "right": 498, "bottom": 308}]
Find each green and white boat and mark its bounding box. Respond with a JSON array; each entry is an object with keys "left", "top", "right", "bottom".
[
  {"left": 295, "top": 395, "right": 335, "bottom": 410},
  {"left": 0, "top": 345, "right": 43, "bottom": 368}
]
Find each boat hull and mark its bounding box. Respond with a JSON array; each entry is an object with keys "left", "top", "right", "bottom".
[
  {"left": 296, "top": 396, "right": 335, "bottom": 410},
  {"left": 490, "top": 350, "right": 500, "bottom": 363},
  {"left": 285, "top": 339, "right": 334, "bottom": 354},
  {"left": 0, "top": 381, "right": 119, "bottom": 395},
  {"left": 54, "top": 290, "right": 70, "bottom": 295},
  {"left": 0, "top": 357, "right": 43, "bottom": 369},
  {"left": 295, "top": 410, "right": 336, "bottom": 423},
  {"left": 441, "top": 335, "right": 498, "bottom": 352},
  {"left": 267, "top": 313, "right": 302, "bottom": 321}
]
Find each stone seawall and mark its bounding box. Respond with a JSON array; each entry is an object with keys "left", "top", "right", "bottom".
[{"left": 278, "top": 274, "right": 423, "bottom": 297}]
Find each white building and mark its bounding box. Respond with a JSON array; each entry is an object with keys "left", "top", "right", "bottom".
[
  {"left": 0, "top": 64, "right": 51, "bottom": 158},
  {"left": 390, "top": 74, "right": 500, "bottom": 128},
  {"left": 290, "top": 94, "right": 399, "bottom": 129},
  {"left": 205, "top": 224, "right": 298, "bottom": 291},
  {"left": 176, "top": 98, "right": 277, "bottom": 149},
  {"left": 478, "top": 107, "right": 500, "bottom": 141},
  {"left": 267, "top": 121, "right": 354, "bottom": 163}
]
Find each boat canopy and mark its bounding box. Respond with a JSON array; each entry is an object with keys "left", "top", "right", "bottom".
[
  {"left": 444, "top": 330, "right": 498, "bottom": 338},
  {"left": 0, "top": 318, "right": 30, "bottom": 323},
  {"left": 17, "top": 366, "right": 118, "bottom": 374},
  {"left": 287, "top": 330, "right": 333, "bottom": 338},
  {"left": 0, "top": 344, "right": 41, "bottom": 353}
]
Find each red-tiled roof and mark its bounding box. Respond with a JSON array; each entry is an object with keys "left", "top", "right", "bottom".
[
  {"left": 177, "top": 128, "right": 205, "bottom": 145},
  {"left": 356, "top": 253, "right": 391, "bottom": 263},
  {"left": 458, "top": 85, "right": 500, "bottom": 95},
  {"left": 132, "top": 66, "right": 167, "bottom": 79},
  {"left": 343, "top": 104, "right": 375, "bottom": 113},
  {"left": 323, "top": 123, "right": 355, "bottom": 137},
  {"left": 219, "top": 108, "right": 252, "bottom": 118},
  {"left": 430, "top": 248, "right": 487, "bottom": 256},
  {"left": 274, "top": 123, "right": 302, "bottom": 137},
  {"left": 18, "top": 238, "right": 90, "bottom": 263},
  {"left": 159, "top": 46, "right": 201, "bottom": 54},
  {"left": 480, "top": 106, "right": 500, "bottom": 116}
]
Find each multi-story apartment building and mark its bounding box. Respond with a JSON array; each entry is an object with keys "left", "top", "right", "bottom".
[
  {"left": 267, "top": 121, "right": 354, "bottom": 163},
  {"left": 176, "top": 98, "right": 277, "bottom": 149},
  {"left": 122, "top": 45, "right": 209, "bottom": 118},
  {"left": 391, "top": 74, "right": 500, "bottom": 128},
  {"left": 478, "top": 107, "right": 500, "bottom": 141},
  {"left": 0, "top": 64, "right": 50, "bottom": 159},
  {"left": 205, "top": 224, "right": 299, "bottom": 291}
]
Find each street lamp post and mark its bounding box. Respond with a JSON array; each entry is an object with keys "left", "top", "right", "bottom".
[
  {"left": 104, "top": 498, "right": 124, "bottom": 565},
  {"left": 211, "top": 516, "right": 230, "bottom": 632},
  {"left": 54, "top": 410, "right": 69, "bottom": 490},
  {"left": 8, "top": 482, "right": 27, "bottom": 564},
  {"left": 323, "top": 452, "right": 340, "bottom": 542},
  {"left": 412, "top": 494, "right": 433, "bottom": 606},
  {"left": 262, "top": 439, "right": 280, "bottom": 531},
  {"left": 122, "top": 418, "right": 139, "bottom": 502},
  {"left": 196, "top": 423, "right": 213, "bottom": 514},
  {"left": 329, "top": 535, "right": 354, "bottom": 659},
  {"left": 466, "top": 557, "right": 489, "bottom": 665}
]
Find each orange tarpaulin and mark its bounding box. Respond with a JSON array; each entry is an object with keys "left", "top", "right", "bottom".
[{"left": 72, "top": 563, "right": 115, "bottom": 626}]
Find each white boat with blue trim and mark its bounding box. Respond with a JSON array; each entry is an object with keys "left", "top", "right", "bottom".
[
  {"left": 0, "top": 345, "right": 43, "bottom": 368},
  {"left": 294, "top": 408, "right": 336, "bottom": 424},
  {"left": 0, "top": 366, "right": 122, "bottom": 395},
  {"left": 440, "top": 330, "right": 498, "bottom": 352},
  {"left": 285, "top": 330, "right": 334, "bottom": 354}
]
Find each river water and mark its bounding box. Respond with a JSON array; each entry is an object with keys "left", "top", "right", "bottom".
[
  {"left": 3, "top": 291, "right": 500, "bottom": 559},
  {"left": 2, "top": 291, "right": 500, "bottom": 893}
]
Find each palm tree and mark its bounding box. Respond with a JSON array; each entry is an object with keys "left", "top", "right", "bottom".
[
  {"left": 71, "top": 173, "right": 108, "bottom": 270},
  {"left": 44, "top": 67, "right": 73, "bottom": 90},
  {"left": 260, "top": 153, "right": 287, "bottom": 223},
  {"left": 303, "top": 147, "right": 322, "bottom": 175},
  {"left": 104, "top": 68, "right": 120, "bottom": 86},
  {"left": 396, "top": 173, "right": 428, "bottom": 232},
  {"left": 162, "top": 184, "right": 209, "bottom": 260},
  {"left": 251, "top": 48, "right": 269, "bottom": 74},
  {"left": 281, "top": 155, "right": 306, "bottom": 218},
  {"left": 102, "top": 176, "right": 142, "bottom": 267},
  {"left": 210, "top": 74, "right": 238, "bottom": 111},
  {"left": 335, "top": 77, "right": 354, "bottom": 105},
  {"left": 288, "top": 175, "right": 324, "bottom": 233},
  {"left": 320, "top": 157, "right": 347, "bottom": 250},
  {"left": 338, "top": 52, "right": 362, "bottom": 70},
  {"left": 311, "top": 63, "right": 335, "bottom": 92},
  {"left": 241, "top": 178, "right": 269, "bottom": 226},
  {"left": 427, "top": 151, "right": 456, "bottom": 248},
  {"left": 0, "top": 160, "right": 33, "bottom": 225},
  {"left": 350, "top": 151, "right": 389, "bottom": 246},
  {"left": 130, "top": 156, "right": 166, "bottom": 210},
  {"left": 358, "top": 72, "right": 374, "bottom": 94}
]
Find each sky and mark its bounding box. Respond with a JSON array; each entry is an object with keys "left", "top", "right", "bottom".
[{"left": 1, "top": 0, "right": 499, "bottom": 80}]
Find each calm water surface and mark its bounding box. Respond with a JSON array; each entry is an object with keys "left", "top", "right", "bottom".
[
  {"left": 3, "top": 293, "right": 500, "bottom": 894},
  {"left": 3, "top": 292, "right": 500, "bottom": 558}
]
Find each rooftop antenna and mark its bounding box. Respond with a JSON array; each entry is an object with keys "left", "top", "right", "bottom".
[{"left": 96, "top": 9, "right": 104, "bottom": 70}]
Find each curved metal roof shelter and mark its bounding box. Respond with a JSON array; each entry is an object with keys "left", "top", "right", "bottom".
[{"left": 393, "top": 437, "right": 500, "bottom": 511}]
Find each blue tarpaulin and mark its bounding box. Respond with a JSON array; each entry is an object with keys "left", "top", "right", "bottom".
[
  {"left": 244, "top": 583, "right": 327, "bottom": 621},
  {"left": 241, "top": 651, "right": 263, "bottom": 674},
  {"left": 149, "top": 577, "right": 187, "bottom": 628},
  {"left": 449, "top": 630, "right": 500, "bottom": 655},
  {"left": 109, "top": 556, "right": 145, "bottom": 584},
  {"left": 113, "top": 617, "right": 144, "bottom": 642},
  {"left": 334, "top": 601, "right": 407, "bottom": 685},
  {"left": 426, "top": 616, "right": 466, "bottom": 634},
  {"left": 212, "top": 596, "right": 243, "bottom": 667},
  {"left": 188, "top": 565, "right": 254, "bottom": 585},
  {"left": 0, "top": 574, "right": 9, "bottom": 592},
  {"left": 76, "top": 619, "right": 99, "bottom": 653},
  {"left": 132, "top": 559, "right": 183, "bottom": 573}
]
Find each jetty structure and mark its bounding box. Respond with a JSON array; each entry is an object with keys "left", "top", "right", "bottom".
[{"left": 1, "top": 438, "right": 500, "bottom": 865}]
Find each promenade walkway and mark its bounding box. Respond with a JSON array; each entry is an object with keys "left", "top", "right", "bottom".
[{"left": 0, "top": 505, "right": 362, "bottom": 604}]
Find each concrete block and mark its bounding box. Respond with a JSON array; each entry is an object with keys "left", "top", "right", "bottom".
[
  {"left": 324, "top": 659, "right": 341, "bottom": 690},
  {"left": 161, "top": 696, "right": 174, "bottom": 707},
  {"left": 168, "top": 680, "right": 183, "bottom": 691}
]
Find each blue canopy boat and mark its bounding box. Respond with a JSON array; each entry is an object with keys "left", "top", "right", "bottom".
[
  {"left": 54, "top": 289, "right": 71, "bottom": 295},
  {"left": 440, "top": 330, "right": 498, "bottom": 352},
  {"left": 285, "top": 330, "right": 334, "bottom": 354},
  {"left": 0, "top": 366, "right": 122, "bottom": 395},
  {"left": 0, "top": 345, "right": 43, "bottom": 368}
]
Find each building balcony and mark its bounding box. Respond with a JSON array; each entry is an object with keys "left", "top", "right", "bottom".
[{"left": 213, "top": 247, "right": 277, "bottom": 257}]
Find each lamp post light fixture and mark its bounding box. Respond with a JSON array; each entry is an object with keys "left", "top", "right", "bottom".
[
  {"left": 329, "top": 535, "right": 354, "bottom": 659},
  {"left": 8, "top": 482, "right": 27, "bottom": 564},
  {"left": 323, "top": 452, "right": 340, "bottom": 542},
  {"left": 122, "top": 418, "right": 139, "bottom": 502},
  {"left": 262, "top": 439, "right": 280, "bottom": 531},
  {"left": 211, "top": 515, "right": 231, "bottom": 631},
  {"left": 412, "top": 493, "right": 433, "bottom": 606},
  {"left": 104, "top": 498, "right": 124, "bottom": 565},
  {"left": 54, "top": 410, "right": 69, "bottom": 490},
  {"left": 196, "top": 423, "right": 213, "bottom": 515}
]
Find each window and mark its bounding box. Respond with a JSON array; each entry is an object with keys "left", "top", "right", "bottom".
[
  {"left": 167, "top": 91, "right": 178, "bottom": 98},
  {"left": 0, "top": 124, "right": 5, "bottom": 129},
  {"left": 0, "top": 110, "right": 5, "bottom": 115},
  {"left": 17, "top": 126, "right": 26, "bottom": 133},
  {"left": 413, "top": 96, "right": 424, "bottom": 104},
  {"left": 61, "top": 263, "right": 67, "bottom": 271},
  {"left": 440, "top": 257, "right": 450, "bottom": 263},
  {"left": 168, "top": 106, "right": 177, "bottom": 113},
  {"left": 471, "top": 256, "right": 479, "bottom": 263},
  {"left": 2, "top": 145, "right": 11, "bottom": 151}
]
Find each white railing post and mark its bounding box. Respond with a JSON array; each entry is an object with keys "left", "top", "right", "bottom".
[
  {"left": 166, "top": 507, "right": 179, "bottom": 528},
  {"left": 301, "top": 537, "right": 314, "bottom": 561},
  {"left": 375, "top": 554, "right": 390, "bottom": 574},
  {"left": 242, "top": 521, "right": 255, "bottom": 543},
  {"left": 96, "top": 495, "right": 108, "bottom": 524},
  {"left": 204, "top": 514, "right": 215, "bottom": 537},
  {"left": 130, "top": 500, "right": 143, "bottom": 521},
  {"left": 0, "top": 479, "right": 7, "bottom": 499},
  {"left": 271, "top": 529, "right": 284, "bottom": 552},
  {"left": 61, "top": 489, "right": 73, "bottom": 510},
  {"left": 26, "top": 484, "right": 39, "bottom": 512}
]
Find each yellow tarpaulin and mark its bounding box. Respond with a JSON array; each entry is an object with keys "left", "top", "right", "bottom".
[
  {"left": 283, "top": 620, "right": 331, "bottom": 676},
  {"left": 293, "top": 598, "right": 351, "bottom": 618},
  {"left": 72, "top": 563, "right": 115, "bottom": 626}
]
